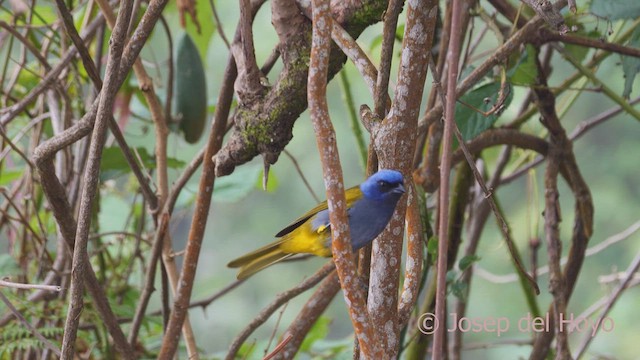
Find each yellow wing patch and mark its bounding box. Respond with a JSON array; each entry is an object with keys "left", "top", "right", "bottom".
[
  {"left": 279, "top": 220, "right": 332, "bottom": 257},
  {"left": 277, "top": 186, "right": 362, "bottom": 234}
]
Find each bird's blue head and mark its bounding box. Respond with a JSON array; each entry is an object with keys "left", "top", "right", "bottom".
[{"left": 360, "top": 169, "right": 405, "bottom": 201}]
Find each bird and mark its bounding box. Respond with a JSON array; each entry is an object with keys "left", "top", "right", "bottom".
[{"left": 228, "top": 169, "right": 406, "bottom": 279}]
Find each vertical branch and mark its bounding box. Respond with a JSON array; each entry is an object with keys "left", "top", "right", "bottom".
[
  {"left": 432, "top": 0, "right": 463, "bottom": 358},
  {"left": 369, "top": 1, "right": 437, "bottom": 356},
  {"left": 374, "top": 0, "right": 403, "bottom": 118},
  {"left": 61, "top": 0, "right": 134, "bottom": 357},
  {"left": 542, "top": 142, "right": 570, "bottom": 359},
  {"left": 534, "top": 57, "right": 571, "bottom": 360},
  {"left": 157, "top": 54, "right": 236, "bottom": 358},
  {"left": 397, "top": 183, "right": 424, "bottom": 327},
  {"left": 529, "top": 52, "right": 594, "bottom": 359},
  {"left": 307, "top": 0, "right": 381, "bottom": 357},
  {"left": 158, "top": 2, "right": 267, "bottom": 356},
  {"left": 357, "top": 4, "right": 404, "bottom": 340},
  {"left": 232, "top": 0, "right": 264, "bottom": 102},
  {"left": 575, "top": 250, "right": 640, "bottom": 358}
]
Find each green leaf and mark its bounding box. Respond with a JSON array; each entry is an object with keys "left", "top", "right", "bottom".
[
  {"left": 300, "top": 316, "right": 331, "bottom": 351},
  {"left": 622, "top": 26, "right": 640, "bottom": 98},
  {"left": 0, "top": 170, "right": 23, "bottom": 186},
  {"left": 395, "top": 24, "right": 405, "bottom": 41},
  {"left": 100, "top": 147, "right": 185, "bottom": 180},
  {"left": 565, "top": 30, "right": 601, "bottom": 63},
  {"left": 303, "top": 336, "right": 353, "bottom": 358},
  {"left": 445, "top": 269, "right": 457, "bottom": 283},
  {"left": 458, "top": 254, "right": 481, "bottom": 271},
  {"left": 427, "top": 236, "right": 438, "bottom": 257},
  {"left": 450, "top": 280, "right": 468, "bottom": 300},
  {"left": 455, "top": 82, "right": 513, "bottom": 142},
  {"left": 31, "top": 5, "right": 58, "bottom": 26},
  {"left": 175, "top": 33, "right": 208, "bottom": 144},
  {"left": 591, "top": 0, "right": 640, "bottom": 20},
  {"left": 508, "top": 44, "right": 539, "bottom": 86}
]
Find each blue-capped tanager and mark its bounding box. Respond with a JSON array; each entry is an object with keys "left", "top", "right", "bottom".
[{"left": 228, "top": 169, "right": 406, "bottom": 279}]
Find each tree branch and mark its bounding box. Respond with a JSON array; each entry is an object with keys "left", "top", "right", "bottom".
[
  {"left": 368, "top": 2, "right": 437, "bottom": 356},
  {"left": 214, "top": 0, "right": 387, "bottom": 176},
  {"left": 61, "top": 0, "right": 135, "bottom": 356},
  {"left": 307, "top": 0, "right": 381, "bottom": 357},
  {"left": 225, "top": 262, "right": 335, "bottom": 359},
  {"left": 433, "top": 0, "right": 464, "bottom": 356},
  {"left": 276, "top": 270, "right": 341, "bottom": 358}
]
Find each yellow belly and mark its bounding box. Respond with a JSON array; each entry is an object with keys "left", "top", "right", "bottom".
[{"left": 279, "top": 223, "right": 332, "bottom": 257}]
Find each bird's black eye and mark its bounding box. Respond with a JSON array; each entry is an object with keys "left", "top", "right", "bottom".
[{"left": 378, "top": 180, "right": 390, "bottom": 189}]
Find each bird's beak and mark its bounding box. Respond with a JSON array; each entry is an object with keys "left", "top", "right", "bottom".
[{"left": 394, "top": 183, "right": 406, "bottom": 194}]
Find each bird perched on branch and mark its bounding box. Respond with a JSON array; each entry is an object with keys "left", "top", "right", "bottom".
[{"left": 228, "top": 169, "right": 406, "bottom": 279}]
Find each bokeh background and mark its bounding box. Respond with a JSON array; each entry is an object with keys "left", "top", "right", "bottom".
[{"left": 1, "top": 0, "right": 639, "bottom": 358}]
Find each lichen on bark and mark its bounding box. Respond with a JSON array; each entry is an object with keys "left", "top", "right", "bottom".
[{"left": 214, "top": 0, "right": 387, "bottom": 176}]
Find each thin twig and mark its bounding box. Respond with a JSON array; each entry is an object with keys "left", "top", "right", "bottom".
[
  {"left": 263, "top": 335, "right": 293, "bottom": 360},
  {"left": 475, "top": 219, "right": 640, "bottom": 283},
  {"left": 283, "top": 149, "right": 320, "bottom": 203},
  {"left": 225, "top": 262, "right": 335, "bottom": 359},
  {"left": 278, "top": 270, "right": 341, "bottom": 357},
  {"left": 0, "top": 278, "right": 61, "bottom": 292},
  {"left": 150, "top": 277, "right": 245, "bottom": 316},
  {"left": 575, "top": 250, "right": 640, "bottom": 357},
  {"left": 157, "top": 33, "right": 242, "bottom": 360},
  {"left": 500, "top": 96, "right": 640, "bottom": 185},
  {"left": 433, "top": 0, "right": 464, "bottom": 357},
  {"left": 209, "top": 0, "right": 231, "bottom": 48},
  {"left": 374, "top": 0, "right": 404, "bottom": 118},
  {"left": 61, "top": 0, "right": 135, "bottom": 357}
]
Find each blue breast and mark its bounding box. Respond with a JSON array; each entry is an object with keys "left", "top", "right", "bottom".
[{"left": 311, "top": 194, "right": 402, "bottom": 251}]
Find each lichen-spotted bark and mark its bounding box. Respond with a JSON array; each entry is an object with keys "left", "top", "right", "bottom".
[
  {"left": 307, "top": 0, "right": 382, "bottom": 357},
  {"left": 214, "top": 0, "right": 387, "bottom": 176},
  {"left": 367, "top": 0, "right": 438, "bottom": 356}
]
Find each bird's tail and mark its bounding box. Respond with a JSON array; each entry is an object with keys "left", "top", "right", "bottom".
[{"left": 227, "top": 239, "right": 293, "bottom": 279}]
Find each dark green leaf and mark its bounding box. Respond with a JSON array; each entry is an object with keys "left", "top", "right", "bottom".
[
  {"left": 509, "top": 44, "right": 539, "bottom": 86},
  {"left": 458, "top": 254, "right": 481, "bottom": 271},
  {"left": 446, "top": 269, "right": 457, "bottom": 283},
  {"left": 175, "top": 33, "right": 208, "bottom": 144},
  {"left": 455, "top": 82, "right": 513, "bottom": 142},
  {"left": 100, "top": 147, "right": 185, "bottom": 180},
  {"left": 450, "top": 280, "right": 468, "bottom": 300}
]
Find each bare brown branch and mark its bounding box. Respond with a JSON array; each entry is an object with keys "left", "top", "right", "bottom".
[
  {"left": 307, "top": 0, "right": 380, "bottom": 357},
  {"left": 61, "top": 0, "right": 135, "bottom": 356},
  {"left": 225, "top": 262, "right": 335, "bottom": 359}
]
